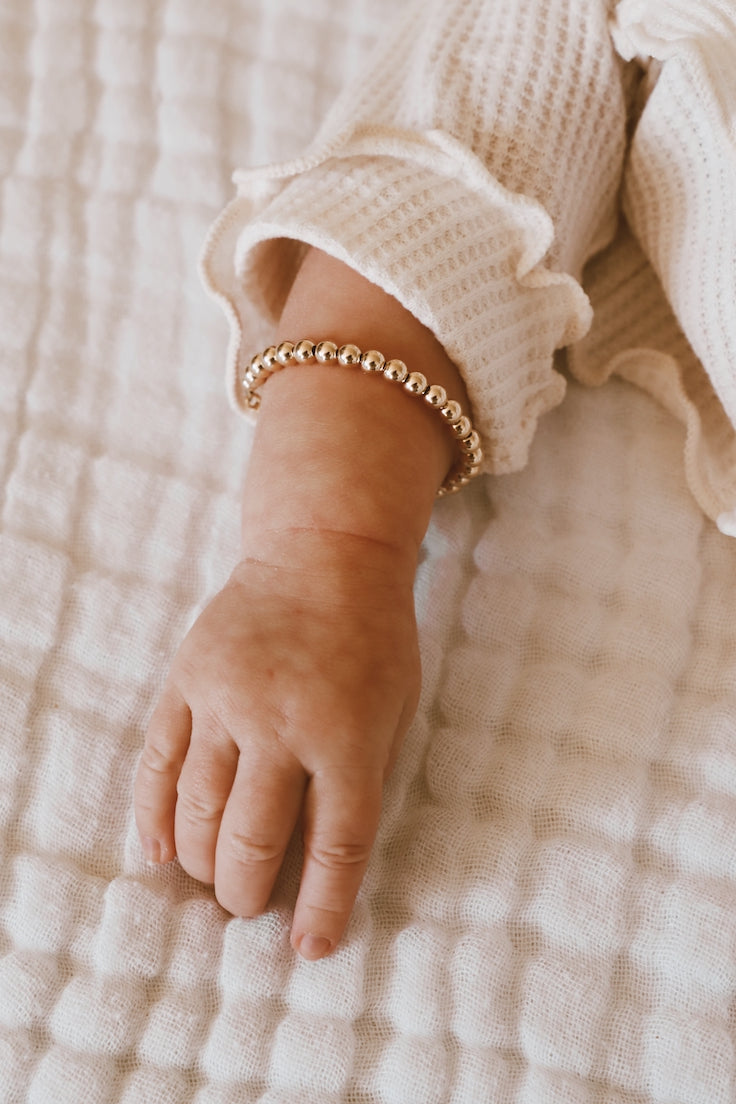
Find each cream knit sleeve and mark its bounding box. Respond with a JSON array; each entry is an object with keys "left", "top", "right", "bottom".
[
  {"left": 202, "top": 0, "right": 633, "bottom": 474},
  {"left": 609, "top": 0, "right": 736, "bottom": 532}
]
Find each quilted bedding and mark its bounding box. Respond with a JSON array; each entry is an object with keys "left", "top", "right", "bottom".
[{"left": 2, "top": 1, "right": 736, "bottom": 1102}]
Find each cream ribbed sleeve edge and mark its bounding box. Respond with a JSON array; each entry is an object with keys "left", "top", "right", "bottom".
[
  {"left": 200, "top": 125, "right": 593, "bottom": 475},
  {"left": 607, "top": 0, "right": 736, "bottom": 530}
]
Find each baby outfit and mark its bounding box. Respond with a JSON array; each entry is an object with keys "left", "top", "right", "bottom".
[{"left": 202, "top": 0, "right": 736, "bottom": 532}]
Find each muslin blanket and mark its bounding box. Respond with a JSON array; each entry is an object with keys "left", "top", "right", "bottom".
[{"left": 2, "top": 1, "right": 736, "bottom": 1102}]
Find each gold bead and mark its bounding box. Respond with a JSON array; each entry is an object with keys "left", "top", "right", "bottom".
[
  {"left": 294, "top": 339, "right": 316, "bottom": 361},
  {"left": 440, "top": 400, "right": 462, "bottom": 424},
  {"left": 384, "top": 359, "right": 408, "bottom": 383},
  {"left": 404, "top": 371, "right": 428, "bottom": 394},
  {"left": 361, "top": 349, "right": 386, "bottom": 372},
  {"left": 276, "top": 341, "right": 295, "bottom": 364},
  {"left": 263, "top": 345, "right": 278, "bottom": 368},
  {"left": 338, "top": 343, "right": 362, "bottom": 366},
  {"left": 243, "top": 335, "right": 481, "bottom": 499},
  {"left": 424, "top": 384, "right": 447, "bottom": 407},
  {"left": 316, "top": 340, "right": 338, "bottom": 362}
]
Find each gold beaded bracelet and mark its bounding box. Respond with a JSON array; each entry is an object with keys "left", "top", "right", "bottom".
[{"left": 242, "top": 339, "right": 483, "bottom": 497}]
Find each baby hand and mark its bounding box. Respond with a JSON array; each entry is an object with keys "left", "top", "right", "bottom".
[{"left": 134, "top": 529, "right": 420, "bottom": 959}]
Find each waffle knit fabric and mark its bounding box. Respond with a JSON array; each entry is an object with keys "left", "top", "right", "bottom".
[
  {"left": 203, "top": 0, "right": 736, "bottom": 530},
  {"left": 3, "top": 0, "right": 736, "bottom": 1102}
]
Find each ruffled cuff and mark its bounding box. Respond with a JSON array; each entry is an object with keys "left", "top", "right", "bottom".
[
  {"left": 200, "top": 127, "right": 592, "bottom": 476},
  {"left": 609, "top": 0, "right": 736, "bottom": 529}
]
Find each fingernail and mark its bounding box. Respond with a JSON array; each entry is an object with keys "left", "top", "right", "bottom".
[
  {"left": 298, "top": 934, "right": 332, "bottom": 961},
  {"left": 142, "top": 837, "right": 161, "bottom": 863}
]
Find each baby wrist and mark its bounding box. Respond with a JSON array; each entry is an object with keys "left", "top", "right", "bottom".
[{"left": 242, "top": 338, "right": 482, "bottom": 497}]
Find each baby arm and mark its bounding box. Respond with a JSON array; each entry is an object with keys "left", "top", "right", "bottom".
[{"left": 134, "top": 247, "right": 469, "bottom": 958}]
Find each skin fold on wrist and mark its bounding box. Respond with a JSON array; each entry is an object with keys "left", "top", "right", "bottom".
[{"left": 240, "top": 245, "right": 471, "bottom": 561}]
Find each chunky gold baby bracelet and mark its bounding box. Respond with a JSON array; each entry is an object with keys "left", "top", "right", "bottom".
[{"left": 242, "top": 339, "right": 483, "bottom": 496}]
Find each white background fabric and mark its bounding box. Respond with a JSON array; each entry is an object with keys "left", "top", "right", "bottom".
[{"left": 1, "top": 1, "right": 736, "bottom": 1101}]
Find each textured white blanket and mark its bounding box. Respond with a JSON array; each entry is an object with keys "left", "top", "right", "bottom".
[{"left": 2, "top": 1, "right": 736, "bottom": 1102}]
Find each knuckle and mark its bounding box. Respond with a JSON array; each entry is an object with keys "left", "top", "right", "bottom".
[
  {"left": 226, "top": 830, "right": 283, "bottom": 868},
  {"left": 140, "top": 741, "right": 177, "bottom": 777},
  {"left": 308, "top": 839, "right": 371, "bottom": 871},
  {"left": 133, "top": 793, "right": 159, "bottom": 821},
  {"left": 175, "top": 786, "right": 222, "bottom": 825},
  {"left": 178, "top": 658, "right": 243, "bottom": 722}
]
